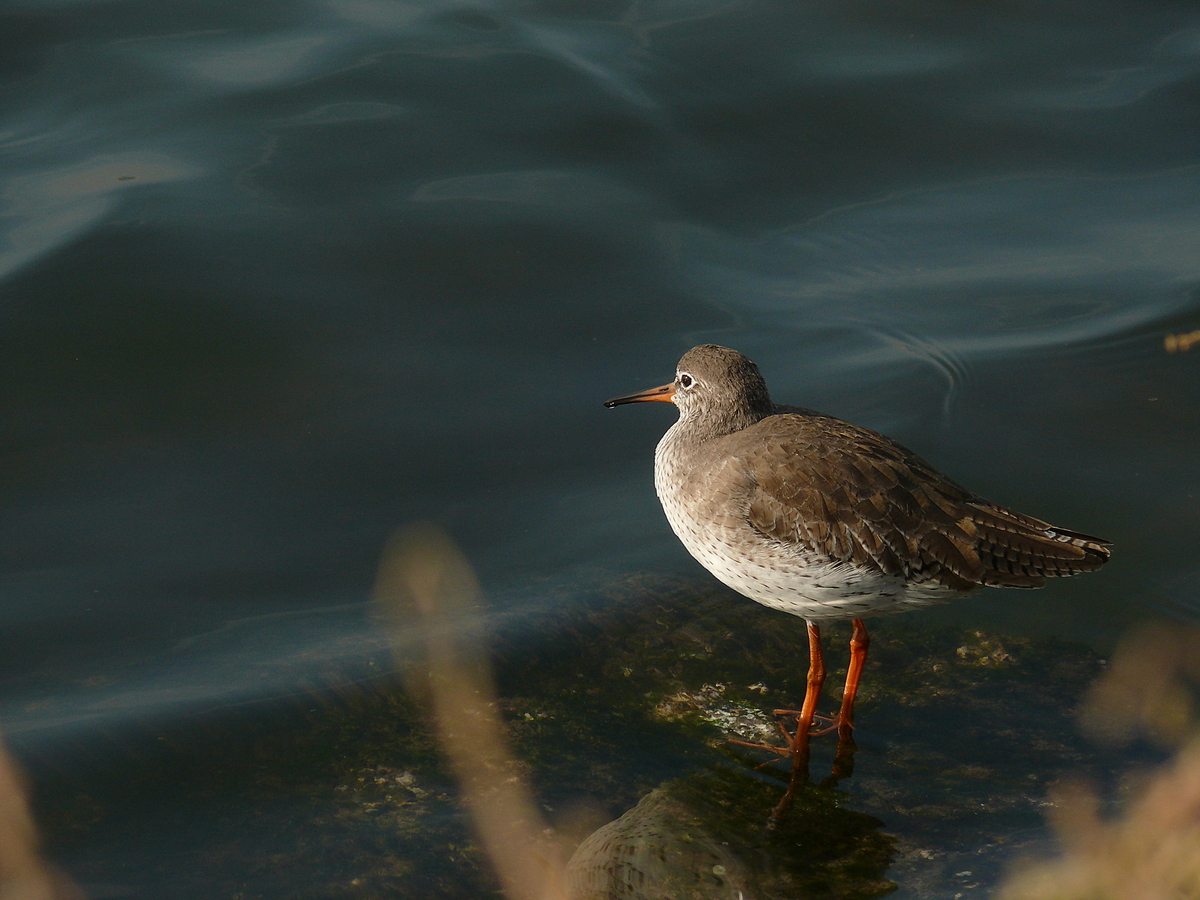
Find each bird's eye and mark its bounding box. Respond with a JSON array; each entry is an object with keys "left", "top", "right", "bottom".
[{"left": 678, "top": 373, "right": 694, "bottom": 389}]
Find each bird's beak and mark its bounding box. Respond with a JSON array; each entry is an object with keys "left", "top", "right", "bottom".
[{"left": 604, "top": 382, "right": 676, "bottom": 408}]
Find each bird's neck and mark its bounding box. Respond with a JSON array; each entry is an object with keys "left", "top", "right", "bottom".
[{"left": 670, "top": 405, "right": 768, "bottom": 445}]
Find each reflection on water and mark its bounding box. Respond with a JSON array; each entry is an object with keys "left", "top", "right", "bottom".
[
  {"left": 676, "top": 168, "right": 1200, "bottom": 349},
  {"left": 142, "top": 32, "right": 341, "bottom": 87},
  {"left": 0, "top": 152, "right": 200, "bottom": 281}
]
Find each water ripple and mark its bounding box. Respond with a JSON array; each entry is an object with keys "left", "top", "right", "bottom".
[
  {"left": 0, "top": 150, "right": 201, "bottom": 283},
  {"left": 672, "top": 166, "right": 1200, "bottom": 361}
]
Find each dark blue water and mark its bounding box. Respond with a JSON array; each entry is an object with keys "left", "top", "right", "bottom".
[{"left": 4, "top": 0, "right": 1200, "bottom": 893}]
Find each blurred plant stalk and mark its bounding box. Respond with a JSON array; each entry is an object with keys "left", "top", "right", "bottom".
[
  {"left": 1000, "top": 622, "right": 1200, "bottom": 900},
  {"left": 374, "top": 524, "right": 568, "bottom": 900},
  {"left": 0, "top": 737, "right": 81, "bottom": 900}
]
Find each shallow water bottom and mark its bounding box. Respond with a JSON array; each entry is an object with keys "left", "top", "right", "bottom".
[{"left": 30, "top": 571, "right": 1156, "bottom": 900}]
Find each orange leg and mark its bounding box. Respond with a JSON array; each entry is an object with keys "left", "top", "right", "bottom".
[
  {"left": 770, "top": 621, "right": 827, "bottom": 822},
  {"left": 806, "top": 617, "right": 870, "bottom": 743},
  {"left": 788, "top": 620, "right": 826, "bottom": 775},
  {"left": 835, "top": 618, "right": 870, "bottom": 735}
]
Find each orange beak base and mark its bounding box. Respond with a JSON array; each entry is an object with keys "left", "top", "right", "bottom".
[{"left": 604, "top": 382, "right": 676, "bottom": 408}]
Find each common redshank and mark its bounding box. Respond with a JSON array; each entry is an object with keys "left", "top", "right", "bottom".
[{"left": 605, "top": 344, "right": 1110, "bottom": 767}]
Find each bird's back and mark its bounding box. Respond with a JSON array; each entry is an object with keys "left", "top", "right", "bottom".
[{"left": 744, "top": 407, "right": 1108, "bottom": 589}]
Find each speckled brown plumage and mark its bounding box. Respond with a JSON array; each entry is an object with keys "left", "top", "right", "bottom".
[
  {"left": 606, "top": 343, "right": 1110, "bottom": 773},
  {"left": 739, "top": 408, "right": 1109, "bottom": 593}
]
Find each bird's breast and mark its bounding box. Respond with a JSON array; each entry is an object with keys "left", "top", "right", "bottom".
[{"left": 651, "top": 425, "right": 957, "bottom": 620}]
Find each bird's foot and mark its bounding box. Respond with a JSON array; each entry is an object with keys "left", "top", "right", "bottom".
[
  {"left": 810, "top": 715, "right": 854, "bottom": 738},
  {"left": 726, "top": 712, "right": 809, "bottom": 762},
  {"left": 772, "top": 708, "right": 842, "bottom": 738},
  {"left": 725, "top": 737, "right": 793, "bottom": 765},
  {"left": 726, "top": 706, "right": 855, "bottom": 768}
]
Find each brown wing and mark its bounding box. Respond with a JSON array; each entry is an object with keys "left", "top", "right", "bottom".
[{"left": 737, "top": 412, "right": 1110, "bottom": 591}]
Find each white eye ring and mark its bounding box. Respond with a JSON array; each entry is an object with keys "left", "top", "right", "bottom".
[{"left": 678, "top": 372, "right": 695, "bottom": 389}]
